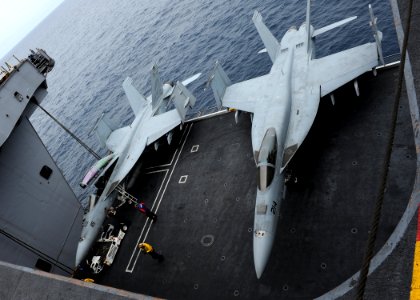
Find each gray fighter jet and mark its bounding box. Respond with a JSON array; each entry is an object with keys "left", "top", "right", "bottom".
[
  {"left": 208, "top": 1, "right": 383, "bottom": 278},
  {"left": 75, "top": 65, "right": 200, "bottom": 267}
]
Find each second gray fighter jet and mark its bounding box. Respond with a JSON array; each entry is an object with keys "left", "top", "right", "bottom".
[{"left": 209, "top": 0, "right": 384, "bottom": 278}]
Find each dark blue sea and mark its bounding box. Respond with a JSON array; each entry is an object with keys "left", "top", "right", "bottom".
[{"left": 3, "top": 0, "right": 399, "bottom": 206}]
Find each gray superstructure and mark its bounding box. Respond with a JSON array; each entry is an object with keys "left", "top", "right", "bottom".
[{"left": 0, "top": 50, "right": 83, "bottom": 275}]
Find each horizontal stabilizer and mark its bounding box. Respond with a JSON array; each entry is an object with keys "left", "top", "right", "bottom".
[
  {"left": 171, "top": 81, "right": 196, "bottom": 122},
  {"left": 208, "top": 61, "right": 232, "bottom": 109},
  {"left": 122, "top": 77, "right": 148, "bottom": 116},
  {"left": 313, "top": 16, "right": 357, "bottom": 37},
  {"left": 145, "top": 109, "right": 183, "bottom": 145},
  {"left": 252, "top": 11, "right": 279, "bottom": 63},
  {"left": 222, "top": 74, "right": 269, "bottom": 113}
]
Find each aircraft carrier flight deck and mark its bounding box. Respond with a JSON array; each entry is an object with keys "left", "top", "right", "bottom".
[
  {"left": 86, "top": 66, "right": 416, "bottom": 299},
  {"left": 3, "top": 1, "right": 420, "bottom": 299}
]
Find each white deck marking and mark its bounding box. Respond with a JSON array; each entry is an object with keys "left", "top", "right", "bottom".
[
  {"left": 125, "top": 169, "right": 169, "bottom": 272},
  {"left": 317, "top": 2, "right": 420, "bottom": 298},
  {"left": 144, "top": 149, "right": 178, "bottom": 170},
  {"left": 144, "top": 124, "right": 192, "bottom": 170},
  {"left": 125, "top": 123, "right": 193, "bottom": 273},
  {"left": 145, "top": 169, "right": 169, "bottom": 175},
  {"left": 179, "top": 175, "right": 188, "bottom": 184},
  {"left": 149, "top": 170, "right": 169, "bottom": 212}
]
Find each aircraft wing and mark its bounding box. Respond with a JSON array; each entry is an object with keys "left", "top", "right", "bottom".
[
  {"left": 282, "top": 90, "right": 320, "bottom": 171},
  {"left": 309, "top": 42, "right": 379, "bottom": 97},
  {"left": 144, "top": 109, "right": 182, "bottom": 145},
  {"left": 105, "top": 126, "right": 130, "bottom": 153},
  {"left": 281, "top": 43, "right": 378, "bottom": 170},
  {"left": 223, "top": 75, "right": 270, "bottom": 113},
  {"left": 98, "top": 109, "right": 182, "bottom": 198}
]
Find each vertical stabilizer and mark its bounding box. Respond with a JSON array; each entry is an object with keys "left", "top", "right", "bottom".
[
  {"left": 252, "top": 11, "right": 280, "bottom": 63},
  {"left": 94, "top": 113, "right": 116, "bottom": 148},
  {"left": 208, "top": 61, "right": 232, "bottom": 109},
  {"left": 306, "top": 0, "right": 311, "bottom": 52},
  {"left": 171, "top": 82, "right": 196, "bottom": 122},
  {"left": 369, "top": 4, "right": 384, "bottom": 65},
  {"left": 122, "top": 77, "right": 148, "bottom": 116},
  {"left": 151, "top": 64, "right": 163, "bottom": 110}
]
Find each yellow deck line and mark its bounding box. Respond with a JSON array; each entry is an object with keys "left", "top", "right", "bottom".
[{"left": 410, "top": 209, "right": 420, "bottom": 299}]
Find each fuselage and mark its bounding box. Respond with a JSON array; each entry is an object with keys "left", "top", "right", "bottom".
[
  {"left": 75, "top": 192, "right": 115, "bottom": 266},
  {"left": 76, "top": 72, "right": 196, "bottom": 267},
  {"left": 76, "top": 102, "right": 153, "bottom": 267},
  {"left": 252, "top": 24, "right": 314, "bottom": 278}
]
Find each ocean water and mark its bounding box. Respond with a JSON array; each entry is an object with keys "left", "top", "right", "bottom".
[{"left": 3, "top": 0, "right": 399, "bottom": 206}]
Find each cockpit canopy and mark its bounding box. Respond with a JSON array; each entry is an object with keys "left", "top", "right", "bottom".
[{"left": 257, "top": 128, "right": 277, "bottom": 192}]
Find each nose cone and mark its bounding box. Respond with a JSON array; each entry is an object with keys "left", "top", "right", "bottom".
[
  {"left": 75, "top": 222, "right": 100, "bottom": 267},
  {"left": 253, "top": 230, "right": 274, "bottom": 279},
  {"left": 75, "top": 240, "right": 88, "bottom": 267}
]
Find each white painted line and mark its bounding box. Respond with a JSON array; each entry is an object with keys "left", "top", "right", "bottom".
[
  {"left": 125, "top": 169, "right": 169, "bottom": 272},
  {"left": 145, "top": 169, "right": 169, "bottom": 175},
  {"left": 130, "top": 124, "right": 194, "bottom": 271},
  {"left": 317, "top": 2, "right": 420, "bottom": 298},
  {"left": 125, "top": 123, "right": 194, "bottom": 273},
  {"left": 144, "top": 126, "right": 191, "bottom": 170},
  {"left": 145, "top": 149, "right": 178, "bottom": 170},
  {"left": 152, "top": 123, "right": 193, "bottom": 215},
  {"left": 179, "top": 175, "right": 188, "bottom": 184},
  {"left": 150, "top": 170, "right": 170, "bottom": 212},
  {"left": 191, "top": 145, "right": 199, "bottom": 152}
]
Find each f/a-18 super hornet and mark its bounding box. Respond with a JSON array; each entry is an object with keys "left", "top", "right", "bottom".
[
  {"left": 208, "top": 0, "right": 384, "bottom": 278},
  {"left": 75, "top": 65, "right": 200, "bottom": 267}
]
